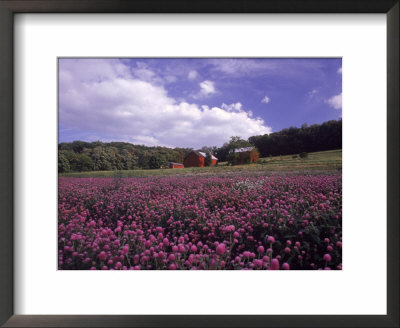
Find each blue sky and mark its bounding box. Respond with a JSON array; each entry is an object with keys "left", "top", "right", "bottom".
[{"left": 59, "top": 58, "right": 341, "bottom": 148}]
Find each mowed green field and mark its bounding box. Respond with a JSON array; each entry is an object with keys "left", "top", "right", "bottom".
[{"left": 60, "top": 149, "right": 341, "bottom": 178}]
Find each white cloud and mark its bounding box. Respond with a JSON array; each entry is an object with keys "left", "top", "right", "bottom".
[
  {"left": 192, "top": 80, "right": 216, "bottom": 98},
  {"left": 188, "top": 70, "right": 198, "bottom": 80},
  {"left": 59, "top": 59, "right": 271, "bottom": 148},
  {"left": 165, "top": 75, "right": 177, "bottom": 83},
  {"left": 220, "top": 102, "right": 254, "bottom": 117},
  {"left": 326, "top": 93, "right": 342, "bottom": 110},
  {"left": 131, "top": 62, "right": 177, "bottom": 85},
  {"left": 199, "top": 80, "right": 216, "bottom": 95},
  {"left": 210, "top": 59, "right": 277, "bottom": 75},
  {"left": 308, "top": 89, "right": 319, "bottom": 99},
  {"left": 261, "top": 96, "right": 270, "bottom": 104},
  {"left": 221, "top": 102, "right": 243, "bottom": 112},
  {"left": 131, "top": 62, "right": 164, "bottom": 85},
  {"left": 337, "top": 67, "right": 342, "bottom": 74}
]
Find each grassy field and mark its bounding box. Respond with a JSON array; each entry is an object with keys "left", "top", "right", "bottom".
[{"left": 60, "top": 149, "right": 341, "bottom": 178}]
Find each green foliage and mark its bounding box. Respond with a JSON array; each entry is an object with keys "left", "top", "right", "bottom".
[
  {"left": 227, "top": 152, "right": 239, "bottom": 166},
  {"left": 292, "top": 155, "right": 298, "bottom": 159},
  {"left": 228, "top": 136, "right": 252, "bottom": 149},
  {"left": 200, "top": 146, "right": 218, "bottom": 155},
  {"left": 249, "top": 119, "right": 342, "bottom": 157},
  {"left": 76, "top": 154, "right": 94, "bottom": 171},
  {"left": 58, "top": 152, "right": 70, "bottom": 173},
  {"left": 299, "top": 152, "right": 308, "bottom": 159},
  {"left": 205, "top": 153, "right": 212, "bottom": 166},
  {"left": 58, "top": 119, "right": 341, "bottom": 173},
  {"left": 60, "top": 149, "right": 342, "bottom": 178},
  {"left": 58, "top": 141, "right": 190, "bottom": 173},
  {"left": 215, "top": 136, "right": 251, "bottom": 162},
  {"left": 148, "top": 154, "right": 167, "bottom": 169}
]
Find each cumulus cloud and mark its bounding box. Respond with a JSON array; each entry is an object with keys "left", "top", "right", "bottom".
[
  {"left": 261, "top": 96, "right": 270, "bottom": 104},
  {"left": 191, "top": 80, "right": 216, "bottom": 99},
  {"left": 131, "top": 62, "right": 163, "bottom": 85},
  {"left": 326, "top": 93, "right": 342, "bottom": 110},
  {"left": 337, "top": 67, "right": 342, "bottom": 74},
  {"left": 59, "top": 59, "right": 271, "bottom": 148},
  {"left": 188, "top": 70, "right": 198, "bottom": 80},
  {"left": 200, "top": 80, "right": 216, "bottom": 97},
  {"left": 221, "top": 102, "right": 243, "bottom": 112},
  {"left": 131, "top": 62, "right": 177, "bottom": 85}
]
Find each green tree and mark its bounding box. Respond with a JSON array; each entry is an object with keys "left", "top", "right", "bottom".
[
  {"left": 216, "top": 136, "right": 252, "bottom": 162},
  {"left": 58, "top": 152, "right": 70, "bottom": 173},
  {"left": 91, "top": 147, "right": 112, "bottom": 171},
  {"left": 226, "top": 152, "right": 239, "bottom": 165},
  {"left": 148, "top": 154, "right": 167, "bottom": 169},
  {"left": 205, "top": 153, "right": 212, "bottom": 166},
  {"left": 76, "top": 154, "right": 94, "bottom": 171}
]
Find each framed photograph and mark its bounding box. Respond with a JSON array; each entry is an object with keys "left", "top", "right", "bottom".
[{"left": 0, "top": 1, "right": 398, "bottom": 327}]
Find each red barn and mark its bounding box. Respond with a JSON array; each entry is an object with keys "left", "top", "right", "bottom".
[
  {"left": 168, "top": 162, "right": 184, "bottom": 169},
  {"left": 232, "top": 147, "right": 259, "bottom": 164},
  {"left": 183, "top": 151, "right": 218, "bottom": 168}
]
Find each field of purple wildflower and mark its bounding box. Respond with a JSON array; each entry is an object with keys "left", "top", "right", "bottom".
[{"left": 58, "top": 173, "right": 342, "bottom": 270}]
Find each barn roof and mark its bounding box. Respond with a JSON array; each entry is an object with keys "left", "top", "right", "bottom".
[
  {"left": 184, "top": 150, "right": 218, "bottom": 161},
  {"left": 198, "top": 151, "right": 218, "bottom": 160},
  {"left": 233, "top": 147, "right": 254, "bottom": 153}
]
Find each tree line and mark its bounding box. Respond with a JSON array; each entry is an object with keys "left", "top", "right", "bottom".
[
  {"left": 59, "top": 119, "right": 341, "bottom": 172},
  {"left": 58, "top": 141, "right": 191, "bottom": 172},
  {"left": 248, "top": 119, "right": 342, "bottom": 158}
]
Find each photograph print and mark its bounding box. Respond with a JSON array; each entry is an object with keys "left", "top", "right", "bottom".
[{"left": 58, "top": 58, "right": 342, "bottom": 270}]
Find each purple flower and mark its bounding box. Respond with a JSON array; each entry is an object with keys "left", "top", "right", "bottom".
[
  {"left": 270, "top": 259, "right": 280, "bottom": 270},
  {"left": 323, "top": 254, "right": 332, "bottom": 262},
  {"left": 267, "top": 236, "right": 275, "bottom": 244},
  {"left": 216, "top": 243, "right": 226, "bottom": 255},
  {"left": 98, "top": 251, "right": 107, "bottom": 261}
]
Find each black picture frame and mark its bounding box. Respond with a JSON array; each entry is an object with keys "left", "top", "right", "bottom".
[{"left": 0, "top": 1, "right": 398, "bottom": 327}]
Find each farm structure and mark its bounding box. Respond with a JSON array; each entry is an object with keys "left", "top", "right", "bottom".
[
  {"left": 168, "top": 162, "right": 184, "bottom": 169},
  {"left": 232, "top": 147, "right": 259, "bottom": 164},
  {"left": 183, "top": 151, "right": 218, "bottom": 168}
]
